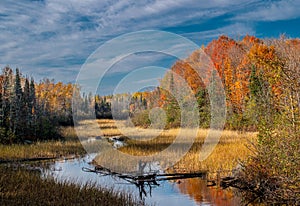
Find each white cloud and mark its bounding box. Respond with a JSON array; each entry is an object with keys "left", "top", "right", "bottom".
[
  {"left": 0, "top": 0, "right": 295, "bottom": 83},
  {"left": 234, "top": 0, "right": 300, "bottom": 21}
]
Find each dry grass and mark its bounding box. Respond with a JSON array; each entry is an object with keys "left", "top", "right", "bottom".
[
  {"left": 0, "top": 141, "right": 85, "bottom": 161},
  {"left": 0, "top": 166, "right": 143, "bottom": 206},
  {"left": 86, "top": 119, "right": 257, "bottom": 175},
  {"left": 74, "top": 119, "right": 122, "bottom": 138},
  {"left": 0, "top": 126, "right": 86, "bottom": 161},
  {"left": 121, "top": 128, "right": 256, "bottom": 173}
]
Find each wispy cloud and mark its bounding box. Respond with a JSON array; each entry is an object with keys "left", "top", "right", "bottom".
[
  {"left": 0, "top": 0, "right": 298, "bottom": 83},
  {"left": 233, "top": 0, "right": 300, "bottom": 22}
]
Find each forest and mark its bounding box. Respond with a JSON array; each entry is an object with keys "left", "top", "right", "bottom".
[
  {"left": 125, "top": 35, "right": 300, "bottom": 130},
  {"left": 94, "top": 36, "right": 300, "bottom": 131},
  {"left": 0, "top": 67, "right": 81, "bottom": 144}
]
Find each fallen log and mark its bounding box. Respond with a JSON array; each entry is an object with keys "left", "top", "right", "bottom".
[
  {"left": 83, "top": 166, "right": 207, "bottom": 183},
  {"left": 0, "top": 157, "right": 57, "bottom": 164}
]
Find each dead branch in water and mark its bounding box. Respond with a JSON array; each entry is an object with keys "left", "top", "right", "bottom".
[{"left": 82, "top": 165, "right": 207, "bottom": 199}]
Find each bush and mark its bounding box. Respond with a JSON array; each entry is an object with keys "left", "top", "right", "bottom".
[
  {"left": 236, "top": 125, "right": 300, "bottom": 205},
  {"left": 131, "top": 110, "right": 151, "bottom": 128}
]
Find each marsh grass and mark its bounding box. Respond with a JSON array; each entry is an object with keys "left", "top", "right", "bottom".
[
  {"left": 73, "top": 119, "right": 122, "bottom": 138},
  {"left": 120, "top": 128, "right": 256, "bottom": 175},
  {"left": 0, "top": 166, "right": 143, "bottom": 206},
  {"left": 86, "top": 119, "right": 257, "bottom": 176},
  {"left": 0, "top": 141, "right": 85, "bottom": 161},
  {"left": 4, "top": 119, "right": 256, "bottom": 177},
  {"left": 0, "top": 126, "right": 86, "bottom": 161}
]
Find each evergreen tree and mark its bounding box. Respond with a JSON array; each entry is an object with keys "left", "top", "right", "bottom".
[
  {"left": 22, "top": 78, "right": 30, "bottom": 137},
  {"left": 196, "top": 88, "right": 210, "bottom": 127},
  {"left": 1, "top": 67, "right": 15, "bottom": 143},
  {"left": 249, "top": 65, "right": 262, "bottom": 99},
  {"left": 14, "top": 68, "right": 23, "bottom": 140},
  {"left": 165, "top": 72, "right": 180, "bottom": 126},
  {"left": 29, "top": 78, "right": 36, "bottom": 137}
]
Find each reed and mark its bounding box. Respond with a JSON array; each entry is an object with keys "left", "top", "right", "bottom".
[
  {"left": 120, "top": 128, "right": 256, "bottom": 173},
  {"left": 0, "top": 126, "right": 86, "bottom": 161},
  {"left": 88, "top": 119, "right": 257, "bottom": 175},
  {"left": 0, "top": 166, "right": 144, "bottom": 206},
  {"left": 0, "top": 140, "right": 85, "bottom": 161}
]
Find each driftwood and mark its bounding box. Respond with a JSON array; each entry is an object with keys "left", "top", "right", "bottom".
[
  {"left": 82, "top": 166, "right": 207, "bottom": 182},
  {"left": 83, "top": 165, "right": 299, "bottom": 204},
  {"left": 82, "top": 165, "right": 207, "bottom": 199},
  {"left": 220, "top": 176, "right": 238, "bottom": 189}
]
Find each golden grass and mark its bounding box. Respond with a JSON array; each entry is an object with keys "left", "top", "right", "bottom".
[
  {"left": 0, "top": 126, "right": 86, "bottom": 161},
  {"left": 0, "top": 141, "right": 85, "bottom": 161},
  {"left": 74, "top": 119, "right": 122, "bottom": 138},
  {"left": 121, "top": 129, "right": 256, "bottom": 173},
  {"left": 0, "top": 166, "right": 143, "bottom": 206},
  {"left": 86, "top": 119, "right": 257, "bottom": 175}
]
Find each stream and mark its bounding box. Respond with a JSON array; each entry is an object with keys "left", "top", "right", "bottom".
[{"left": 43, "top": 153, "right": 241, "bottom": 206}]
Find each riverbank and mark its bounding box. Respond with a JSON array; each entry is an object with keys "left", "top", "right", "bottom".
[
  {"left": 0, "top": 141, "right": 85, "bottom": 162},
  {"left": 0, "top": 126, "right": 85, "bottom": 162},
  {"left": 1, "top": 120, "right": 256, "bottom": 174},
  {"left": 0, "top": 166, "right": 143, "bottom": 206}
]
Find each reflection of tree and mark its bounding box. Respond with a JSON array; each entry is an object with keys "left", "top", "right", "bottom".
[
  {"left": 177, "top": 178, "right": 240, "bottom": 206},
  {"left": 134, "top": 177, "right": 160, "bottom": 199}
]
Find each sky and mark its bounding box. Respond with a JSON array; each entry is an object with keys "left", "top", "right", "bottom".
[{"left": 0, "top": 0, "right": 300, "bottom": 93}]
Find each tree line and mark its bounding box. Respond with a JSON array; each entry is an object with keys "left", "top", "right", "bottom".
[
  {"left": 0, "top": 65, "right": 150, "bottom": 144},
  {"left": 94, "top": 93, "right": 148, "bottom": 120},
  {"left": 0, "top": 67, "right": 83, "bottom": 144}
]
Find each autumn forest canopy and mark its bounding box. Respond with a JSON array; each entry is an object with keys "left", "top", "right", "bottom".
[{"left": 96, "top": 35, "right": 300, "bottom": 131}]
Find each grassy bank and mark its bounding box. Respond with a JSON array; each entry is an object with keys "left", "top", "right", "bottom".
[
  {"left": 0, "top": 166, "right": 143, "bottom": 206},
  {"left": 0, "top": 126, "right": 85, "bottom": 162},
  {"left": 0, "top": 141, "right": 85, "bottom": 162}
]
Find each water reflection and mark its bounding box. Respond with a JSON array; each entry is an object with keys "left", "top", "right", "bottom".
[{"left": 177, "top": 178, "right": 240, "bottom": 206}]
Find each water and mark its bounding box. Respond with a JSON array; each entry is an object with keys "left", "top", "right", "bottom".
[{"left": 44, "top": 154, "right": 240, "bottom": 206}]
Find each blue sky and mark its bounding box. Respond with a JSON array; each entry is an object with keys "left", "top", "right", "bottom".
[{"left": 0, "top": 0, "right": 300, "bottom": 88}]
